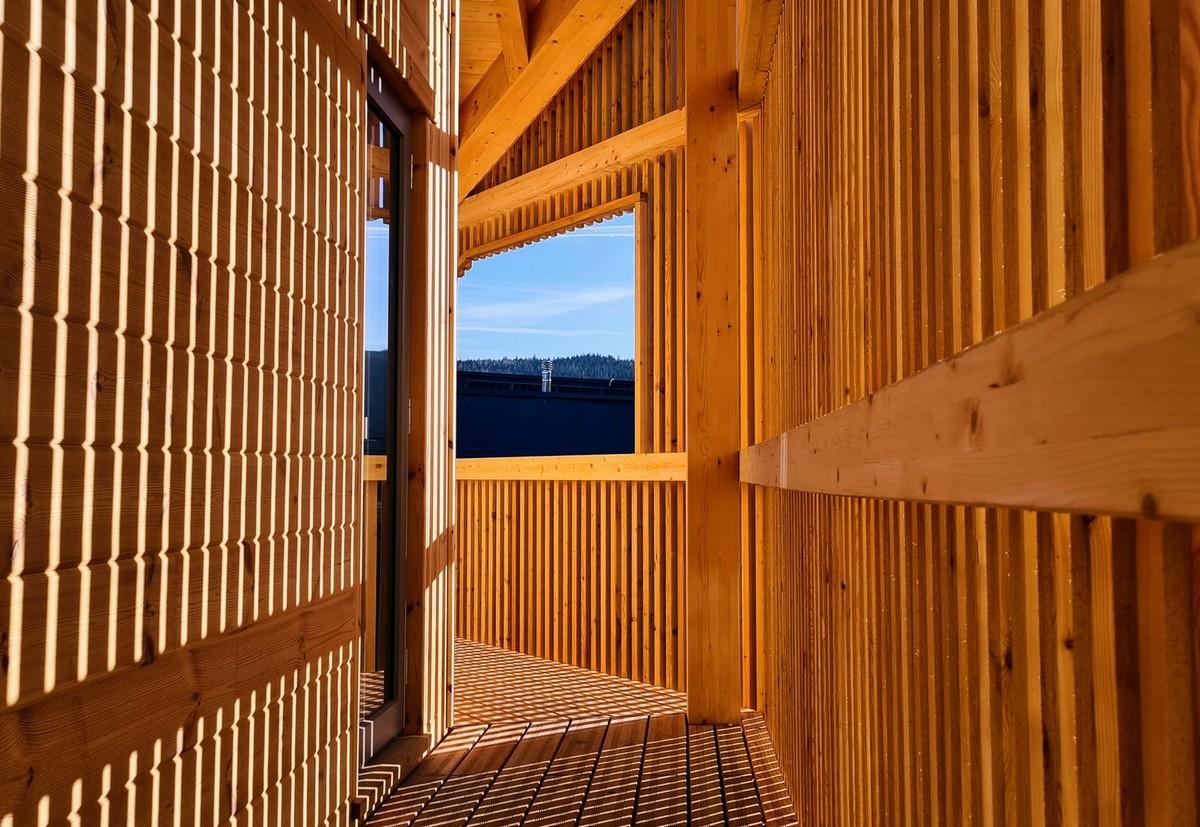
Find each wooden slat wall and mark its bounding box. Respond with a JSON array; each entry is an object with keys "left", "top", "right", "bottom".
[
  {"left": 362, "top": 0, "right": 435, "bottom": 100},
  {"left": 750, "top": 0, "right": 1200, "bottom": 823},
  {"left": 0, "top": 0, "right": 366, "bottom": 823},
  {"left": 401, "top": 0, "right": 459, "bottom": 742},
  {"left": 454, "top": 0, "right": 687, "bottom": 692},
  {"left": 456, "top": 477, "right": 686, "bottom": 690}
]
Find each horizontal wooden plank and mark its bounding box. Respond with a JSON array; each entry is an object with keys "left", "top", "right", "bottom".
[
  {"left": 460, "top": 193, "right": 645, "bottom": 271},
  {"left": 459, "top": 109, "right": 685, "bottom": 223},
  {"left": 364, "top": 455, "right": 388, "bottom": 481},
  {"left": 740, "top": 239, "right": 1200, "bottom": 521},
  {"left": 456, "top": 452, "right": 687, "bottom": 481},
  {"left": 0, "top": 588, "right": 357, "bottom": 817}
]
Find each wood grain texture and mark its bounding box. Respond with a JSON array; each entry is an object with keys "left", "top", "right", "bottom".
[
  {"left": 1120, "top": 2, "right": 1199, "bottom": 824},
  {"left": 459, "top": 192, "right": 644, "bottom": 271},
  {"left": 0, "top": 0, "right": 462, "bottom": 822},
  {"left": 458, "top": 0, "right": 641, "bottom": 197},
  {"left": 0, "top": 590, "right": 358, "bottom": 823},
  {"left": 494, "top": 0, "right": 530, "bottom": 80},
  {"left": 741, "top": 240, "right": 1200, "bottom": 521},
  {"left": 361, "top": 0, "right": 440, "bottom": 111},
  {"left": 0, "top": 0, "right": 368, "bottom": 822},
  {"left": 685, "top": 0, "right": 742, "bottom": 725},
  {"left": 457, "top": 453, "right": 686, "bottom": 482},
  {"left": 456, "top": 476, "right": 686, "bottom": 690},
  {"left": 1185, "top": 0, "right": 1200, "bottom": 239},
  {"left": 746, "top": 0, "right": 1200, "bottom": 821},
  {"left": 366, "top": 639, "right": 797, "bottom": 826},
  {"left": 404, "top": 14, "right": 461, "bottom": 745},
  {"left": 458, "top": 109, "right": 685, "bottom": 225},
  {"left": 737, "top": 0, "right": 784, "bottom": 105}
]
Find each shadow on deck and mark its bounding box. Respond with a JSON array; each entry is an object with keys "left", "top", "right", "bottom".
[{"left": 367, "top": 639, "right": 797, "bottom": 825}]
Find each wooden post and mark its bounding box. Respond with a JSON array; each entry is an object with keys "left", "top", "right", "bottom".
[{"left": 685, "top": 0, "right": 742, "bottom": 724}]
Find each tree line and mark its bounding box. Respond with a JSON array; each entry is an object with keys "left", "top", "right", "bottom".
[{"left": 457, "top": 354, "right": 634, "bottom": 381}]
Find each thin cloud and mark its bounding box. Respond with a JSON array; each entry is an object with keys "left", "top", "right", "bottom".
[
  {"left": 456, "top": 212, "right": 635, "bottom": 358},
  {"left": 457, "top": 286, "right": 634, "bottom": 326},
  {"left": 561, "top": 226, "right": 635, "bottom": 239},
  {"left": 459, "top": 326, "right": 628, "bottom": 336}
]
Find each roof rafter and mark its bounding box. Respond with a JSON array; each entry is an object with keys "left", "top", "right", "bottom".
[
  {"left": 458, "top": 0, "right": 639, "bottom": 199},
  {"left": 458, "top": 108, "right": 685, "bottom": 225},
  {"left": 494, "top": 0, "right": 529, "bottom": 81}
]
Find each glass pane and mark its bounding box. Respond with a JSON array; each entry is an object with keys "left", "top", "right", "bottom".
[{"left": 361, "top": 108, "right": 396, "bottom": 723}]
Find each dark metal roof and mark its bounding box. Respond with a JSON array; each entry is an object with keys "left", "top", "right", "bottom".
[
  {"left": 456, "top": 371, "right": 634, "bottom": 458},
  {"left": 365, "top": 363, "right": 635, "bottom": 458}
]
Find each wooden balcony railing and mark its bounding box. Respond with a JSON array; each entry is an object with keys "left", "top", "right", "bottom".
[{"left": 456, "top": 453, "right": 688, "bottom": 691}]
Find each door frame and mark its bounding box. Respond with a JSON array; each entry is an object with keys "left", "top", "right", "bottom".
[{"left": 362, "top": 68, "right": 413, "bottom": 761}]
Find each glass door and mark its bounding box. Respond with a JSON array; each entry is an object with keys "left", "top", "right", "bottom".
[{"left": 360, "top": 89, "right": 411, "bottom": 759}]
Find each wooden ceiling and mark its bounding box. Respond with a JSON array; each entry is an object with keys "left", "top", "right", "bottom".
[
  {"left": 459, "top": 0, "right": 544, "bottom": 100},
  {"left": 455, "top": 0, "right": 641, "bottom": 197}
]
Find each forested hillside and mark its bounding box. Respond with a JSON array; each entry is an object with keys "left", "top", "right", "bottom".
[{"left": 458, "top": 354, "right": 634, "bottom": 380}]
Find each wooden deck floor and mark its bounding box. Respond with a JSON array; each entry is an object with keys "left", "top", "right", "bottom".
[{"left": 366, "top": 639, "right": 797, "bottom": 825}]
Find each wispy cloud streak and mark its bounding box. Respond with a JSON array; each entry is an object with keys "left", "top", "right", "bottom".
[
  {"left": 457, "top": 286, "right": 634, "bottom": 326},
  {"left": 459, "top": 326, "right": 628, "bottom": 336}
]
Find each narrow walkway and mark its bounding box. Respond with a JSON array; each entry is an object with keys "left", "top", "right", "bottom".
[{"left": 367, "top": 639, "right": 797, "bottom": 826}]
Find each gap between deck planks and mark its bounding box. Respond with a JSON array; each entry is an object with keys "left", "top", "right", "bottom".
[{"left": 365, "top": 640, "right": 798, "bottom": 826}]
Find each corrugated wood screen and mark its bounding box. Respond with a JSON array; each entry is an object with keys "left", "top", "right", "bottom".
[
  {"left": 457, "top": 477, "right": 686, "bottom": 689},
  {"left": 352, "top": 0, "right": 458, "bottom": 744},
  {"left": 403, "top": 0, "right": 459, "bottom": 740},
  {"left": 0, "top": 0, "right": 368, "bottom": 822},
  {"left": 454, "top": 0, "right": 688, "bottom": 690},
  {"left": 749, "top": 0, "right": 1200, "bottom": 823}
]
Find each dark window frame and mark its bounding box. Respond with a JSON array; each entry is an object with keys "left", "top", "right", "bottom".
[{"left": 362, "top": 66, "right": 414, "bottom": 760}]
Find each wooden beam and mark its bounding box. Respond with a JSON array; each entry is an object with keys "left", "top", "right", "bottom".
[
  {"left": 458, "top": 110, "right": 684, "bottom": 225},
  {"left": 0, "top": 590, "right": 357, "bottom": 818},
  {"left": 460, "top": 193, "right": 646, "bottom": 271},
  {"left": 456, "top": 452, "right": 688, "bottom": 482},
  {"left": 458, "top": 0, "right": 639, "bottom": 198},
  {"left": 686, "top": 0, "right": 742, "bottom": 725},
  {"left": 740, "top": 239, "right": 1200, "bottom": 522},
  {"left": 364, "top": 454, "right": 388, "bottom": 481},
  {"left": 495, "top": 0, "right": 530, "bottom": 81},
  {"left": 736, "top": 0, "right": 783, "bottom": 105}
]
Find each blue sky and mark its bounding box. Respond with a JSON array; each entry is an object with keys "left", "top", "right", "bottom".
[
  {"left": 456, "top": 213, "right": 635, "bottom": 359},
  {"left": 364, "top": 219, "right": 393, "bottom": 351},
  {"left": 363, "top": 212, "right": 635, "bottom": 358}
]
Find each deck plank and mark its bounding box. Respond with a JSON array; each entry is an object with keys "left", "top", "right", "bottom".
[
  {"left": 716, "top": 723, "right": 767, "bottom": 825},
  {"left": 367, "top": 725, "right": 488, "bottom": 826},
  {"left": 633, "top": 712, "right": 689, "bottom": 825},
  {"left": 470, "top": 720, "right": 569, "bottom": 825},
  {"left": 688, "top": 724, "right": 728, "bottom": 825},
  {"left": 522, "top": 717, "right": 610, "bottom": 825},
  {"left": 367, "top": 641, "right": 798, "bottom": 826},
  {"left": 578, "top": 715, "right": 651, "bottom": 825},
  {"left": 742, "top": 713, "right": 799, "bottom": 825},
  {"left": 411, "top": 721, "right": 529, "bottom": 826}
]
